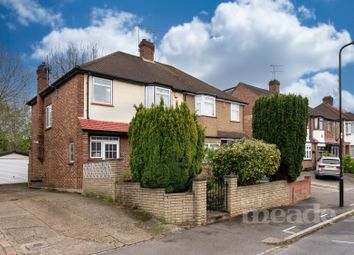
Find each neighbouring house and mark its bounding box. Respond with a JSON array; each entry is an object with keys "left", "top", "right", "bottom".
[
  {"left": 303, "top": 96, "right": 354, "bottom": 169},
  {"left": 225, "top": 81, "right": 354, "bottom": 170},
  {"left": 224, "top": 80, "right": 279, "bottom": 137},
  {"left": 26, "top": 39, "right": 247, "bottom": 190},
  {"left": 0, "top": 151, "right": 28, "bottom": 184}
]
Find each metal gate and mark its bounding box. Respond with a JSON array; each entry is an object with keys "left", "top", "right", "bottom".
[{"left": 207, "top": 178, "right": 228, "bottom": 211}]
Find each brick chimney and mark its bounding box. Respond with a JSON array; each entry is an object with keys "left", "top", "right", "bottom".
[
  {"left": 269, "top": 79, "right": 280, "bottom": 94},
  {"left": 37, "top": 62, "right": 50, "bottom": 92},
  {"left": 139, "top": 39, "right": 155, "bottom": 61},
  {"left": 323, "top": 96, "right": 334, "bottom": 106}
]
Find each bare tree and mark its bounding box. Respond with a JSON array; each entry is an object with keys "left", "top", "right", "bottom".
[
  {"left": 0, "top": 48, "right": 32, "bottom": 103},
  {"left": 47, "top": 43, "right": 102, "bottom": 82}
]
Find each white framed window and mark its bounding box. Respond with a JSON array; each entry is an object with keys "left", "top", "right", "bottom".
[
  {"left": 45, "top": 104, "right": 52, "bottom": 128},
  {"left": 92, "top": 77, "right": 113, "bottom": 105},
  {"left": 145, "top": 86, "right": 171, "bottom": 107},
  {"left": 195, "top": 95, "right": 216, "bottom": 117},
  {"left": 304, "top": 143, "right": 312, "bottom": 160},
  {"left": 327, "top": 121, "right": 332, "bottom": 132},
  {"left": 90, "top": 136, "right": 119, "bottom": 160},
  {"left": 231, "top": 103, "right": 240, "bottom": 122},
  {"left": 345, "top": 122, "right": 352, "bottom": 134},
  {"left": 69, "top": 143, "right": 74, "bottom": 162},
  {"left": 204, "top": 143, "right": 220, "bottom": 151},
  {"left": 319, "top": 117, "right": 323, "bottom": 130}
]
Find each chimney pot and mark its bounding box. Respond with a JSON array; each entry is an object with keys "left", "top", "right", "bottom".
[
  {"left": 269, "top": 79, "right": 280, "bottom": 94},
  {"left": 37, "top": 62, "right": 50, "bottom": 92},
  {"left": 322, "top": 96, "right": 334, "bottom": 106},
  {"left": 139, "top": 39, "right": 155, "bottom": 61}
]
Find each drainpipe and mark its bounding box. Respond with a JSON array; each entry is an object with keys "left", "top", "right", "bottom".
[{"left": 86, "top": 73, "right": 90, "bottom": 119}]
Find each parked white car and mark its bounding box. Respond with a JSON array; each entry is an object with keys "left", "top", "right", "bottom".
[{"left": 315, "top": 156, "right": 340, "bottom": 179}]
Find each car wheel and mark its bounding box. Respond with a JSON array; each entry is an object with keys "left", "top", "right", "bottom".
[{"left": 315, "top": 174, "right": 320, "bottom": 179}]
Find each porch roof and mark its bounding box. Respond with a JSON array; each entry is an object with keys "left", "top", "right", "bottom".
[{"left": 79, "top": 119, "right": 129, "bottom": 133}]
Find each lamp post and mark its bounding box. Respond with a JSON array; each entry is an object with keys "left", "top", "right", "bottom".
[{"left": 339, "top": 41, "right": 354, "bottom": 207}]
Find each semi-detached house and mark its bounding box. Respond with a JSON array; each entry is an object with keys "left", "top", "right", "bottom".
[{"left": 26, "top": 39, "right": 246, "bottom": 190}]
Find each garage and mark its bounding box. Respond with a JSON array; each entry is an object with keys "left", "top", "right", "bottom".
[{"left": 0, "top": 152, "right": 28, "bottom": 184}]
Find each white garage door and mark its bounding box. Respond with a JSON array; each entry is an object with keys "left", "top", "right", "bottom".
[{"left": 0, "top": 159, "right": 28, "bottom": 184}]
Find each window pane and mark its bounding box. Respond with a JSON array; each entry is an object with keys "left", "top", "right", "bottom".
[
  {"left": 105, "top": 144, "right": 117, "bottom": 159},
  {"left": 146, "top": 86, "right": 154, "bottom": 108},
  {"left": 91, "top": 142, "right": 102, "bottom": 157},
  {"left": 204, "top": 102, "right": 214, "bottom": 116},
  {"left": 156, "top": 87, "right": 171, "bottom": 107},
  {"left": 93, "top": 85, "right": 112, "bottom": 104},
  {"left": 231, "top": 103, "right": 240, "bottom": 121}
]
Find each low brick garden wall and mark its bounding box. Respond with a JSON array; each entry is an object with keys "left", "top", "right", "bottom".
[
  {"left": 82, "top": 160, "right": 311, "bottom": 225},
  {"left": 225, "top": 175, "right": 311, "bottom": 217},
  {"left": 116, "top": 179, "right": 206, "bottom": 225}
]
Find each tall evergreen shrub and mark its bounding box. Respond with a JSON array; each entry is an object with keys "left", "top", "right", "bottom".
[
  {"left": 252, "top": 94, "right": 308, "bottom": 182},
  {"left": 129, "top": 101, "right": 205, "bottom": 192}
]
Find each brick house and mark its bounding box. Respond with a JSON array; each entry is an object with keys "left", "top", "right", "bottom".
[
  {"left": 26, "top": 39, "right": 246, "bottom": 190},
  {"left": 304, "top": 96, "right": 354, "bottom": 169},
  {"left": 224, "top": 80, "right": 280, "bottom": 137},
  {"left": 225, "top": 77, "right": 354, "bottom": 170}
]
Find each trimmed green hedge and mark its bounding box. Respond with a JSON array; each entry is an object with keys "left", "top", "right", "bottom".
[
  {"left": 128, "top": 101, "right": 205, "bottom": 192},
  {"left": 211, "top": 139, "right": 281, "bottom": 186},
  {"left": 253, "top": 94, "right": 308, "bottom": 182}
]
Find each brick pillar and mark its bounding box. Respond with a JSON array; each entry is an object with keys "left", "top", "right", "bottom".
[
  {"left": 305, "top": 175, "right": 312, "bottom": 197},
  {"left": 193, "top": 178, "right": 207, "bottom": 225},
  {"left": 224, "top": 175, "right": 237, "bottom": 217}
]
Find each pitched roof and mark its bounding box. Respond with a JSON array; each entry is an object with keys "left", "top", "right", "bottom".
[
  {"left": 28, "top": 51, "right": 246, "bottom": 105},
  {"left": 312, "top": 103, "right": 354, "bottom": 121},
  {"left": 224, "top": 82, "right": 271, "bottom": 97},
  {"left": 79, "top": 119, "right": 129, "bottom": 133}
]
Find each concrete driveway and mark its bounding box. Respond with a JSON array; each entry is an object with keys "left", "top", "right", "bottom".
[{"left": 0, "top": 185, "right": 152, "bottom": 255}]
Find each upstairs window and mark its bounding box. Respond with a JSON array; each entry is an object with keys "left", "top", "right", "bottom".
[
  {"left": 93, "top": 77, "right": 112, "bottom": 105},
  {"left": 314, "top": 117, "right": 324, "bottom": 130},
  {"left": 145, "top": 86, "right": 171, "bottom": 107},
  {"left": 195, "top": 95, "right": 216, "bottom": 117},
  {"left": 346, "top": 122, "right": 352, "bottom": 134},
  {"left": 45, "top": 104, "right": 52, "bottom": 128},
  {"left": 231, "top": 103, "right": 240, "bottom": 122},
  {"left": 319, "top": 117, "right": 323, "bottom": 130}
]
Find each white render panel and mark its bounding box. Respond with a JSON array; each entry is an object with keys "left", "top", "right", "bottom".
[{"left": 313, "top": 130, "right": 325, "bottom": 143}]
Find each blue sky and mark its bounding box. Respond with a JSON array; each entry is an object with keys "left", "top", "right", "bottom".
[{"left": 1, "top": 0, "right": 354, "bottom": 110}]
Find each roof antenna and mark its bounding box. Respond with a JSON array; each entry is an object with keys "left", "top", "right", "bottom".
[{"left": 270, "top": 64, "right": 284, "bottom": 80}]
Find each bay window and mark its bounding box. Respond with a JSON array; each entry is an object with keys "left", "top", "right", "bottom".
[
  {"left": 90, "top": 136, "right": 119, "bottom": 160},
  {"left": 145, "top": 86, "right": 171, "bottom": 107},
  {"left": 345, "top": 122, "right": 352, "bottom": 134},
  {"left": 93, "top": 77, "right": 112, "bottom": 105},
  {"left": 195, "top": 95, "right": 216, "bottom": 117}
]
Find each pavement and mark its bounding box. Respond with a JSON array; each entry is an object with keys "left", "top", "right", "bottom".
[
  {"left": 0, "top": 184, "right": 152, "bottom": 255},
  {"left": 275, "top": 215, "right": 354, "bottom": 255}
]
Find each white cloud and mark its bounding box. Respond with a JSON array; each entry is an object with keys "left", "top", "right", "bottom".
[
  {"left": 297, "top": 5, "right": 316, "bottom": 20},
  {"left": 159, "top": 0, "right": 354, "bottom": 106},
  {"left": 0, "top": 0, "right": 62, "bottom": 27},
  {"left": 32, "top": 8, "right": 152, "bottom": 59},
  {"left": 284, "top": 72, "right": 338, "bottom": 107}
]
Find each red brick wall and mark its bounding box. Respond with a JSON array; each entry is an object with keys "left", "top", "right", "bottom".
[
  {"left": 29, "top": 74, "right": 86, "bottom": 189},
  {"left": 289, "top": 176, "right": 311, "bottom": 204}
]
